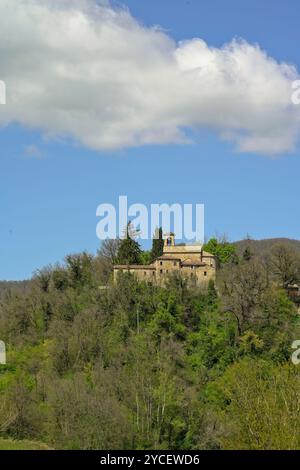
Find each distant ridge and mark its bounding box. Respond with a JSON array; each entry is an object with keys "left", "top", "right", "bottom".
[
  {"left": 234, "top": 237, "right": 300, "bottom": 257},
  {"left": 1, "top": 238, "right": 300, "bottom": 287},
  {"left": 0, "top": 280, "right": 32, "bottom": 297}
]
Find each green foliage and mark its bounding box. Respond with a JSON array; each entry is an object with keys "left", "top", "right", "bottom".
[
  {"left": 0, "top": 241, "right": 299, "bottom": 450},
  {"left": 208, "top": 358, "right": 300, "bottom": 449},
  {"left": 0, "top": 439, "right": 51, "bottom": 450},
  {"left": 238, "top": 330, "right": 264, "bottom": 355},
  {"left": 151, "top": 227, "right": 164, "bottom": 262},
  {"left": 203, "top": 238, "right": 236, "bottom": 265},
  {"left": 65, "top": 252, "right": 94, "bottom": 288},
  {"left": 139, "top": 250, "right": 152, "bottom": 265},
  {"left": 116, "top": 223, "right": 142, "bottom": 265}
]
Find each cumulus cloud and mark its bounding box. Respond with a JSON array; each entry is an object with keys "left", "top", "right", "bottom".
[{"left": 0, "top": 0, "right": 299, "bottom": 155}]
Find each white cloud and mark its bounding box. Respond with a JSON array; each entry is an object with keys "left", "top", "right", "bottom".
[{"left": 0, "top": 0, "right": 299, "bottom": 155}]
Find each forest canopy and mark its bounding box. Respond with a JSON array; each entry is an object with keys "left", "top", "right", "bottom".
[{"left": 0, "top": 237, "right": 300, "bottom": 450}]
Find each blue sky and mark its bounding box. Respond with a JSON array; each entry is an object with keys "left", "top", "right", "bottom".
[{"left": 0, "top": 0, "right": 300, "bottom": 280}]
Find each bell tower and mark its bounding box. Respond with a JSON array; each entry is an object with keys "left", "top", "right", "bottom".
[{"left": 164, "top": 232, "right": 175, "bottom": 247}]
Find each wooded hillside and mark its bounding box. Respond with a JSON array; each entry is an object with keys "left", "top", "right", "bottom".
[{"left": 0, "top": 237, "right": 300, "bottom": 449}]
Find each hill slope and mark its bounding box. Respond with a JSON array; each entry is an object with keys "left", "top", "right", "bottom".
[
  {"left": 0, "top": 439, "right": 51, "bottom": 450},
  {"left": 234, "top": 238, "right": 300, "bottom": 257}
]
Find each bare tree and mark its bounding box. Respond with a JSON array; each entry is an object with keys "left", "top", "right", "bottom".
[
  {"left": 269, "top": 244, "right": 300, "bottom": 288},
  {"left": 219, "top": 259, "right": 269, "bottom": 335},
  {"left": 98, "top": 239, "right": 120, "bottom": 266}
]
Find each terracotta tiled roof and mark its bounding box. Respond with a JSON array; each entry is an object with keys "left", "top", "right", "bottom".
[
  {"left": 181, "top": 261, "right": 206, "bottom": 267},
  {"left": 114, "top": 264, "right": 155, "bottom": 270}
]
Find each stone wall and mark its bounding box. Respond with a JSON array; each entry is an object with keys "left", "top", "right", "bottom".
[{"left": 113, "top": 241, "right": 216, "bottom": 286}]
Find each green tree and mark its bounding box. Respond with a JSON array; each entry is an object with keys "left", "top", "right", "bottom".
[
  {"left": 203, "top": 238, "right": 236, "bottom": 265},
  {"left": 139, "top": 250, "right": 152, "bottom": 265},
  {"left": 65, "top": 252, "right": 93, "bottom": 288},
  {"left": 116, "top": 222, "right": 142, "bottom": 265},
  {"left": 1, "top": 236, "right": 300, "bottom": 451},
  {"left": 210, "top": 359, "right": 300, "bottom": 450},
  {"left": 151, "top": 227, "right": 164, "bottom": 262}
]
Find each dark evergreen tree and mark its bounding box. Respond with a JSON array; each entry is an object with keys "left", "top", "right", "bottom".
[
  {"left": 116, "top": 222, "right": 142, "bottom": 265},
  {"left": 243, "top": 246, "right": 253, "bottom": 261},
  {"left": 150, "top": 227, "right": 164, "bottom": 261}
]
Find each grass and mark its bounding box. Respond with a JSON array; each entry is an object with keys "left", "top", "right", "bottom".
[{"left": 0, "top": 438, "right": 51, "bottom": 450}]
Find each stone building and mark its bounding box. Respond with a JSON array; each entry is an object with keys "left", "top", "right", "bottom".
[
  {"left": 114, "top": 233, "right": 216, "bottom": 286},
  {"left": 287, "top": 284, "right": 300, "bottom": 303}
]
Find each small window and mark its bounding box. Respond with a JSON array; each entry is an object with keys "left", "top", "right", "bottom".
[
  {"left": 152, "top": 271, "right": 155, "bottom": 276},
  {"left": 160, "top": 269, "right": 163, "bottom": 274},
  {"left": 160, "top": 261, "right": 163, "bottom": 266},
  {"left": 204, "top": 271, "right": 207, "bottom": 276},
  {"left": 144, "top": 271, "right": 147, "bottom": 276}
]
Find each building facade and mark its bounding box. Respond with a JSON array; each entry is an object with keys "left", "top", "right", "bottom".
[{"left": 114, "top": 233, "right": 216, "bottom": 286}]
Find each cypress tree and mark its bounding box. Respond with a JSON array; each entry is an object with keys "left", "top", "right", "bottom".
[{"left": 151, "top": 227, "right": 164, "bottom": 261}]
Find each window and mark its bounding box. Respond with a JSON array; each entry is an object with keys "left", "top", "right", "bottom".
[
  {"left": 160, "top": 269, "right": 163, "bottom": 274},
  {"left": 160, "top": 261, "right": 163, "bottom": 266},
  {"left": 144, "top": 271, "right": 147, "bottom": 276},
  {"left": 204, "top": 271, "right": 207, "bottom": 276}
]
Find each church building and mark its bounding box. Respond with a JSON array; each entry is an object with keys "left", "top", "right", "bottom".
[{"left": 114, "top": 233, "right": 216, "bottom": 286}]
